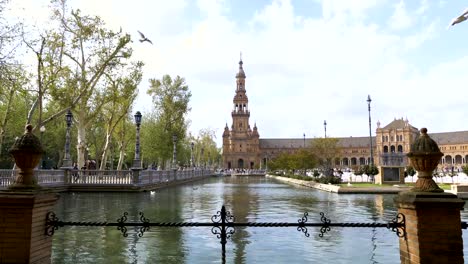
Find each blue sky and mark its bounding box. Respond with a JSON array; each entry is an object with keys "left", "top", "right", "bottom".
[{"left": 7, "top": 0, "right": 468, "bottom": 146}]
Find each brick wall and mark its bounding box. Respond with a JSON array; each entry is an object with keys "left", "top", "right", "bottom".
[
  {"left": 395, "top": 193, "right": 465, "bottom": 264},
  {"left": 0, "top": 192, "right": 58, "bottom": 263}
]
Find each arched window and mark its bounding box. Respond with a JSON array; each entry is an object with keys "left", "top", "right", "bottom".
[
  {"left": 359, "top": 157, "right": 366, "bottom": 165},
  {"left": 445, "top": 155, "right": 453, "bottom": 164},
  {"left": 351, "top": 157, "right": 357, "bottom": 165},
  {"left": 343, "top": 158, "right": 349, "bottom": 166},
  {"left": 390, "top": 145, "right": 396, "bottom": 153},
  {"left": 238, "top": 159, "right": 244, "bottom": 168},
  {"left": 383, "top": 146, "right": 389, "bottom": 153},
  {"left": 397, "top": 145, "right": 403, "bottom": 152},
  {"left": 335, "top": 158, "right": 340, "bottom": 166}
]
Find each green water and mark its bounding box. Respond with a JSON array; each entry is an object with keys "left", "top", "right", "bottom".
[{"left": 50, "top": 176, "right": 467, "bottom": 263}]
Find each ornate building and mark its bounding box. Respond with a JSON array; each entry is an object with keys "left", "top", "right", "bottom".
[
  {"left": 222, "top": 58, "right": 261, "bottom": 169},
  {"left": 222, "top": 60, "right": 468, "bottom": 170}
]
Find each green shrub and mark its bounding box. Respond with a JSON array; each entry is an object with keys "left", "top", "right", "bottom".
[{"left": 314, "top": 176, "right": 342, "bottom": 184}]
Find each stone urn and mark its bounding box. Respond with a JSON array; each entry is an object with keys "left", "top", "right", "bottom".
[
  {"left": 9, "top": 124, "right": 44, "bottom": 189},
  {"left": 406, "top": 128, "right": 444, "bottom": 192}
]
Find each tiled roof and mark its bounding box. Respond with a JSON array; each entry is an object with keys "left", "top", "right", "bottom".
[
  {"left": 429, "top": 131, "right": 468, "bottom": 145},
  {"left": 336, "top": 136, "right": 376, "bottom": 148},
  {"left": 258, "top": 131, "right": 468, "bottom": 150},
  {"left": 382, "top": 118, "right": 417, "bottom": 130},
  {"left": 259, "top": 136, "right": 376, "bottom": 149}
]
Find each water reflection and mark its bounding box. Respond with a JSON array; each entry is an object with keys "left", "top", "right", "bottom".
[{"left": 51, "top": 177, "right": 468, "bottom": 263}]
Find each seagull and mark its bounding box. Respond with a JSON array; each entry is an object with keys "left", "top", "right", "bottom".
[
  {"left": 448, "top": 8, "right": 468, "bottom": 28},
  {"left": 138, "top": 30, "right": 153, "bottom": 44}
]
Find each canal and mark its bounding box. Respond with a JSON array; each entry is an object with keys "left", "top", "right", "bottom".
[{"left": 51, "top": 176, "right": 468, "bottom": 263}]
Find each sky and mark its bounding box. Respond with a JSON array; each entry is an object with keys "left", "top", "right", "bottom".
[{"left": 5, "top": 0, "right": 468, "bottom": 147}]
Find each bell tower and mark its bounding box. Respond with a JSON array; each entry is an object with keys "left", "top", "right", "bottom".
[
  {"left": 222, "top": 56, "right": 260, "bottom": 169},
  {"left": 232, "top": 57, "right": 249, "bottom": 136}
]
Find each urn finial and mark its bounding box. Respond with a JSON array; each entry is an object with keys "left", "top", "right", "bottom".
[
  {"left": 9, "top": 124, "right": 44, "bottom": 189},
  {"left": 406, "top": 128, "right": 443, "bottom": 192}
]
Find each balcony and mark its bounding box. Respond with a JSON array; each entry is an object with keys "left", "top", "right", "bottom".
[{"left": 379, "top": 153, "right": 408, "bottom": 167}]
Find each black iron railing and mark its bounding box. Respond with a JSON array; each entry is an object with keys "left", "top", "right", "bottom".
[{"left": 46, "top": 206, "right": 406, "bottom": 263}]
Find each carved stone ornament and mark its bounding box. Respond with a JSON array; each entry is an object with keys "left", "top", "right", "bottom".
[
  {"left": 406, "top": 128, "right": 444, "bottom": 192},
  {"left": 9, "top": 124, "right": 44, "bottom": 189}
]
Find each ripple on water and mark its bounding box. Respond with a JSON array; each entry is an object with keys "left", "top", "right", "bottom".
[{"left": 50, "top": 177, "right": 457, "bottom": 263}]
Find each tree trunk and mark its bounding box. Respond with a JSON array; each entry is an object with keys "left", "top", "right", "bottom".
[
  {"left": 76, "top": 120, "right": 87, "bottom": 169},
  {"left": 116, "top": 141, "right": 125, "bottom": 170},
  {"left": 0, "top": 88, "right": 15, "bottom": 156},
  {"left": 99, "top": 133, "right": 112, "bottom": 170}
]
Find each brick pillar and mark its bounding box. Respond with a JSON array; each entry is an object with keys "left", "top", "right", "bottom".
[
  {"left": 394, "top": 192, "right": 465, "bottom": 264},
  {"left": 0, "top": 191, "right": 59, "bottom": 263}
]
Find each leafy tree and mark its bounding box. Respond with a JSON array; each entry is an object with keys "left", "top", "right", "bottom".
[
  {"left": 309, "top": 137, "right": 339, "bottom": 176},
  {"left": 405, "top": 165, "right": 416, "bottom": 181},
  {"left": 0, "top": 66, "right": 29, "bottom": 158},
  {"left": 32, "top": 2, "right": 136, "bottom": 168},
  {"left": 193, "top": 129, "right": 219, "bottom": 168},
  {"left": 267, "top": 149, "right": 315, "bottom": 174},
  {"left": 98, "top": 62, "right": 143, "bottom": 170},
  {"left": 462, "top": 165, "right": 468, "bottom": 176},
  {"left": 268, "top": 152, "right": 293, "bottom": 172},
  {"left": 146, "top": 75, "right": 192, "bottom": 167}
]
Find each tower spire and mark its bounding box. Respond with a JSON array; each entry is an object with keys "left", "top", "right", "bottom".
[{"left": 236, "top": 53, "right": 246, "bottom": 79}]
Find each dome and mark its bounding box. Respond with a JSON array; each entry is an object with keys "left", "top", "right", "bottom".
[{"left": 236, "top": 60, "right": 246, "bottom": 78}]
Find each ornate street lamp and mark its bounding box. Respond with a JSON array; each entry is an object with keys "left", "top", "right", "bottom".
[
  {"left": 62, "top": 109, "right": 73, "bottom": 168},
  {"left": 367, "top": 95, "right": 374, "bottom": 166},
  {"left": 40, "top": 125, "right": 46, "bottom": 169},
  {"left": 172, "top": 134, "right": 177, "bottom": 170},
  {"left": 133, "top": 111, "right": 142, "bottom": 168},
  {"left": 324, "top": 120, "right": 327, "bottom": 138},
  {"left": 190, "top": 142, "right": 195, "bottom": 168}
]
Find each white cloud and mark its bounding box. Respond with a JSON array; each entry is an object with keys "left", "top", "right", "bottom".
[
  {"left": 388, "top": 0, "right": 413, "bottom": 30},
  {"left": 320, "top": 0, "right": 383, "bottom": 20},
  {"left": 8, "top": 0, "right": 468, "bottom": 147},
  {"left": 416, "top": 0, "right": 429, "bottom": 15}
]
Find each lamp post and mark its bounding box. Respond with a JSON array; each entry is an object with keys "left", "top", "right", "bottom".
[
  {"left": 303, "top": 133, "right": 305, "bottom": 148},
  {"left": 133, "top": 111, "right": 142, "bottom": 168},
  {"left": 324, "top": 120, "right": 327, "bottom": 138},
  {"left": 85, "top": 147, "right": 90, "bottom": 162},
  {"left": 367, "top": 95, "right": 374, "bottom": 166},
  {"left": 40, "top": 125, "right": 46, "bottom": 169},
  {"left": 172, "top": 134, "right": 177, "bottom": 170},
  {"left": 62, "top": 109, "right": 73, "bottom": 168},
  {"left": 190, "top": 142, "right": 194, "bottom": 168}
]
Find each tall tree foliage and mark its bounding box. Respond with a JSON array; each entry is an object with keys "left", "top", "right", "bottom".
[
  {"left": 309, "top": 137, "right": 340, "bottom": 176},
  {"left": 192, "top": 128, "right": 219, "bottom": 168},
  {"left": 98, "top": 62, "right": 143, "bottom": 170},
  {"left": 46, "top": 3, "right": 135, "bottom": 168},
  {"left": 0, "top": 0, "right": 27, "bottom": 160},
  {"left": 146, "top": 75, "right": 192, "bottom": 167}
]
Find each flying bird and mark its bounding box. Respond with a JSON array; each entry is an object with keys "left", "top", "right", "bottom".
[
  {"left": 138, "top": 30, "right": 153, "bottom": 44},
  {"left": 448, "top": 8, "right": 468, "bottom": 28}
]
